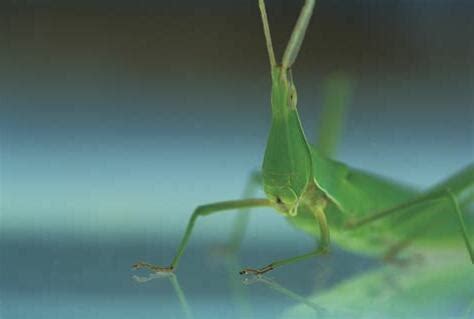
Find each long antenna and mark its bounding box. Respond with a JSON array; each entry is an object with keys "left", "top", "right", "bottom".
[
  {"left": 282, "top": 0, "right": 315, "bottom": 69},
  {"left": 258, "top": 0, "right": 277, "bottom": 68}
]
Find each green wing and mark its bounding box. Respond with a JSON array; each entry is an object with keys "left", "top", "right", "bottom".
[
  {"left": 310, "top": 147, "right": 417, "bottom": 217},
  {"left": 288, "top": 146, "right": 417, "bottom": 253},
  {"left": 307, "top": 148, "right": 473, "bottom": 255}
]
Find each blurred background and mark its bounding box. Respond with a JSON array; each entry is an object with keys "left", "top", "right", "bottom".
[{"left": 1, "top": 1, "right": 473, "bottom": 318}]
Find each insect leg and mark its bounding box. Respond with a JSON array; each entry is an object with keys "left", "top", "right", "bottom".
[
  {"left": 316, "top": 72, "right": 353, "bottom": 158},
  {"left": 132, "top": 198, "right": 272, "bottom": 273},
  {"left": 239, "top": 247, "right": 328, "bottom": 276},
  {"left": 345, "top": 189, "right": 474, "bottom": 264},
  {"left": 240, "top": 207, "right": 330, "bottom": 275},
  {"left": 446, "top": 189, "right": 474, "bottom": 263}
]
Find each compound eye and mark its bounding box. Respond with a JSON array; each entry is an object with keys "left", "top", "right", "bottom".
[
  {"left": 288, "top": 87, "right": 298, "bottom": 108},
  {"left": 278, "top": 187, "right": 298, "bottom": 206}
]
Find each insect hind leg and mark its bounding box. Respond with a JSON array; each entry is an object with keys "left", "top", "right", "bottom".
[
  {"left": 345, "top": 189, "right": 474, "bottom": 264},
  {"left": 446, "top": 189, "right": 474, "bottom": 263}
]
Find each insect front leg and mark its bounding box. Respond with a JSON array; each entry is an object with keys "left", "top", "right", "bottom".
[
  {"left": 132, "top": 198, "right": 272, "bottom": 273},
  {"left": 240, "top": 206, "right": 330, "bottom": 275}
]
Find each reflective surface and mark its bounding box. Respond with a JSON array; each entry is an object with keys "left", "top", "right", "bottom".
[{"left": 2, "top": 236, "right": 473, "bottom": 318}]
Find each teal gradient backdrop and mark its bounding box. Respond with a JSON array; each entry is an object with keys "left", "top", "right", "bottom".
[{"left": 1, "top": 1, "right": 473, "bottom": 318}]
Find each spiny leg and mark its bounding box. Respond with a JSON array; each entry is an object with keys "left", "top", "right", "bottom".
[
  {"left": 239, "top": 247, "right": 329, "bottom": 276},
  {"left": 133, "top": 198, "right": 272, "bottom": 273},
  {"left": 240, "top": 207, "right": 330, "bottom": 275},
  {"left": 345, "top": 189, "right": 474, "bottom": 264}
]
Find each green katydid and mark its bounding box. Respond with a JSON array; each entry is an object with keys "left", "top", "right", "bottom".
[{"left": 133, "top": 0, "right": 474, "bottom": 276}]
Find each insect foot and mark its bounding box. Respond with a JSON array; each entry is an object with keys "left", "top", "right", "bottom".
[
  {"left": 132, "top": 261, "right": 174, "bottom": 273},
  {"left": 239, "top": 264, "right": 274, "bottom": 276}
]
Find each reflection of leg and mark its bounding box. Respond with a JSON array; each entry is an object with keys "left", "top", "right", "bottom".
[
  {"left": 226, "top": 254, "right": 253, "bottom": 319},
  {"left": 383, "top": 237, "right": 416, "bottom": 264},
  {"left": 345, "top": 189, "right": 473, "bottom": 264},
  {"left": 382, "top": 218, "right": 438, "bottom": 264},
  {"left": 464, "top": 299, "right": 474, "bottom": 319},
  {"left": 169, "top": 275, "right": 194, "bottom": 319},
  {"left": 227, "top": 171, "right": 262, "bottom": 252},
  {"left": 222, "top": 173, "right": 262, "bottom": 319},
  {"left": 240, "top": 207, "right": 330, "bottom": 275},
  {"left": 133, "top": 198, "right": 272, "bottom": 273},
  {"left": 251, "top": 276, "right": 326, "bottom": 314}
]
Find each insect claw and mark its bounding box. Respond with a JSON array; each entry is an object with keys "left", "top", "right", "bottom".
[
  {"left": 132, "top": 261, "right": 174, "bottom": 273},
  {"left": 239, "top": 264, "right": 274, "bottom": 276}
]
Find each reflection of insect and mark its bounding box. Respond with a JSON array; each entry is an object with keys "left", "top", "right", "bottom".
[
  {"left": 133, "top": 0, "right": 473, "bottom": 276},
  {"left": 281, "top": 259, "right": 474, "bottom": 319}
]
